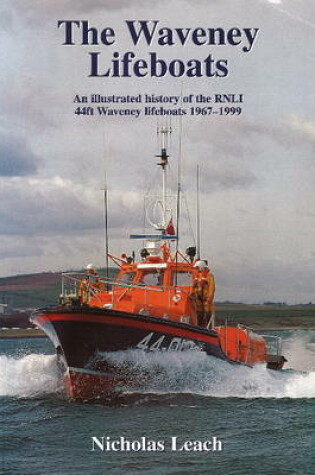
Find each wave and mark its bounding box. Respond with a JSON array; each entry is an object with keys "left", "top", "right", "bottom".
[
  {"left": 0, "top": 354, "right": 60, "bottom": 398},
  {"left": 105, "top": 345, "right": 315, "bottom": 399},
  {"left": 282, "top": 332, "right": 315, "bottom": 372},
  {"left": 1, "top": 333, "right": 314, "bottom": 399}
]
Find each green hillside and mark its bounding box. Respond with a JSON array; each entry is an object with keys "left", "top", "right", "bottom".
[{"left": 0, "top": 268, "right": 117, "bottom": 309}]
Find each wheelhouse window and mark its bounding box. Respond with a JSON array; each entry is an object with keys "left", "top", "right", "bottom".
[
  {"left": 118, "top": 272, "right": 136, "bottom": 286},
  {"left": 171, "top": 271, "right": 193, "bottom": 287},
  {"left": 138, "top": 270, "right": 164, "bottom": 287}
]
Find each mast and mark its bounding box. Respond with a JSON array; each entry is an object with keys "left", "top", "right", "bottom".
[
  {"left": 157, "top": 125, "right": 171, "bottom": 231},
  {"left": 175, "top": 113, "right": 183, "bottom": 287},
  {"left": 103, "top": 179, "right": 109, "bottom": 288},
  {"left": 130, "top": 125, "right": 177, "bottom": 248}
]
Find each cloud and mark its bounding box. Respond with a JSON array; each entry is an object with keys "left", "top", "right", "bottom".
[
  {"left": 1, "top": 75, "right": 60, "bottom": 130},
  {"left": 215, "top": 256, "right": 315, "bottom": 304},
  {"left": 288, "top": 116, "right": 315, "bottom": 148},
  {"left": 0, "top": 175, "right": 145, "bottom": 276},
  {"left": 183, "top": 155, "right": 257, "bottom": 193},
  {"left": 0, "top": 133, "right": 40, "bottom": 176},
  {"left": 0, "top": 176, "right": 143, "bottom": 237},
  {"left": 0, "top": 6, "right": 13, "bottom": 31},
  {"left": 260, "top": 0, "right": 315, "bottom": 31},
  {"left": 0, "top": 236, "right": 45, "bottom": 260},
  {"left": 8, "top": 0, "right": 149, "bottom": 23},
  {"left": 0, "top": 177, "right": 99, "bottom": 236}
]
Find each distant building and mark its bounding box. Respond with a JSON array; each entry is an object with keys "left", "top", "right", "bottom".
[{"left": 0, "top": 303, "right": 8, "bottom": 314}]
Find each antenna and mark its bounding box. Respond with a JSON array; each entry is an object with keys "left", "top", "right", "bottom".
[
  {"left": 103, "top": 174, "right": 109, "bottom": 288},
  {"left": 175, "top": 87, "right": 184, "bottom": 288},
  {"left": 196, "top": 164, "right": 201, "bottom": 260},
  {"left": 176, "top": 96, "right": 183, "bottom": 252},
  {"left": 102, "top": 129, "right": 110, "bottom": 289}
]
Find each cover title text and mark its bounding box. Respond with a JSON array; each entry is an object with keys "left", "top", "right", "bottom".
[{"left": 58, "top": 20, "right": 259, "bottom": 78}]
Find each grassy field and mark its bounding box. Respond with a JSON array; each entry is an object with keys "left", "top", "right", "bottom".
[{"left": 215, "top": 303, "right": 315, "bottom": 329}]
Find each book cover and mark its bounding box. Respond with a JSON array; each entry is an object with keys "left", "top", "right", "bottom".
[{"left": 1, "top": 1, "right": 314, "bottom": 474}]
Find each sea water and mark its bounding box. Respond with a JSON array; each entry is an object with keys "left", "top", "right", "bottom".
[{"left": 1, "top": 331, "right": 314, "bottom": 475}]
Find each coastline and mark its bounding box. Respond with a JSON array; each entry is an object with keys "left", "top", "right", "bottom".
[
  {"left": 1, "top": 325, "right": 314, "bottom": 339},
  {"left": 0, "top": 329, "right": 46, "bottom": 339}
]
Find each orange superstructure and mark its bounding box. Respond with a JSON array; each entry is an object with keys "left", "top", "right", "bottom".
[
  {"left": 89, "top": 255, "right": 199, "bottom": 326},
  {"left": 215, "top": 326, "right": 267, "bottom": 365},
  {"left": 75, "top": 245, "right": 270, "bottom": 367}
]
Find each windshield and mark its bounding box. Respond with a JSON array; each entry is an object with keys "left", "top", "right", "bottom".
[
  {"left": 138, "top": 270, "right": 164, "bottom": 287},
  {"left": 171, "top": 271, "right": 193, "bottom": 286},
  {"left": 117, "top": 272, "right": 135, "bottom": 285}
]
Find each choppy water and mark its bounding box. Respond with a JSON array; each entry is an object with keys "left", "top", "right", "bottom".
[{"left": 1, "top": 331, "right": 315, "bottom": 474}]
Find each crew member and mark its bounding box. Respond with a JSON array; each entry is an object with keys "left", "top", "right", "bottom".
[
  {"left": 79, "top": 264, "right": 101, "bottom": 304},
  {"left": 191, "top": 260, "right": 215, "bottom": 327}
]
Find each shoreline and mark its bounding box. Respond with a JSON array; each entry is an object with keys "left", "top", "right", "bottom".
[
  {"left": 1, "top": 326, "right": 314, "bottom": 339},
  {"left": 0, "top": 330, "right": 46, "bottom": 339}
]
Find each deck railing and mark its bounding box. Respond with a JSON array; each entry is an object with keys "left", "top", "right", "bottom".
[
  {"left": 60, "top": 272, "right": 192, "bottom": 321},
  {"left": 259, "top": 333, "right": 282, "bottom": 357}
]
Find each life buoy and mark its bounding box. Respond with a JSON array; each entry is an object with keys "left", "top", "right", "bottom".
[{"left": 172, "top": 293, "right": 182, "bottom": 303}]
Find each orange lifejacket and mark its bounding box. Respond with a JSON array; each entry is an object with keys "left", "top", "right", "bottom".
[
  {"left": 192, "top": 270, "right": 215, "bottom": 312},
  {"left": 79, "top": 277, "right": 89, "bottom": 304},
  {"left": 79, "top": 274, "right": 103, "bottom": 303}
]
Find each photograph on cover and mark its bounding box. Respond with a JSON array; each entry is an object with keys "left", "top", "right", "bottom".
[{"left": 1, "top": 1, "right": 314, "bottom": 474}]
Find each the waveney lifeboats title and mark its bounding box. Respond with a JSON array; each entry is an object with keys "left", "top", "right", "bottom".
[{"left": 58, "top": 20, "right": 259, "bottom": 78}]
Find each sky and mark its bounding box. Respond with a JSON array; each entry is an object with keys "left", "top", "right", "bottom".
[{"left": 0, "top": 0, "right": 314, "bottom": 304}]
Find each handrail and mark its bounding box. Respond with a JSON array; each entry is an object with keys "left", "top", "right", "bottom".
[
  {"left": 61, "top": 272, "right": 164, "bottom": 292},
  {"left": 259, "top": 334, "right": 282, "bottom": 356},
  {"left": 60, "top": 271, "right": 192, "bottom": 298}
]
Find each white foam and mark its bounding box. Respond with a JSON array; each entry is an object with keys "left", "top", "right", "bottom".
[
  {"left": 0, "top": 354, "right": 59, "bottom": 398},
  {"left": 104, "top": 337, "right": 315, "bottom": 399},
  {"left": 1, "top": 333, "right": 314, "bottom": 399},
  {"left": 282, "top": 333, "right": 315, "bottom": 372}
]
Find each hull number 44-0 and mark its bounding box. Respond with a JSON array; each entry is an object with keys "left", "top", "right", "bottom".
[{"left": 136, "top": 332, "right": 201, "bottom": 351}]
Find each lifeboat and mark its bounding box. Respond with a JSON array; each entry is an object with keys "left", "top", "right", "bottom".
[{"left": 31, "top": 126, "right": 286, "bottom": 400}]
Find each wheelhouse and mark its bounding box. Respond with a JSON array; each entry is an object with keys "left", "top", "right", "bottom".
[{"left": 108, "top": 258, "right": 197, "bottom": 324}]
